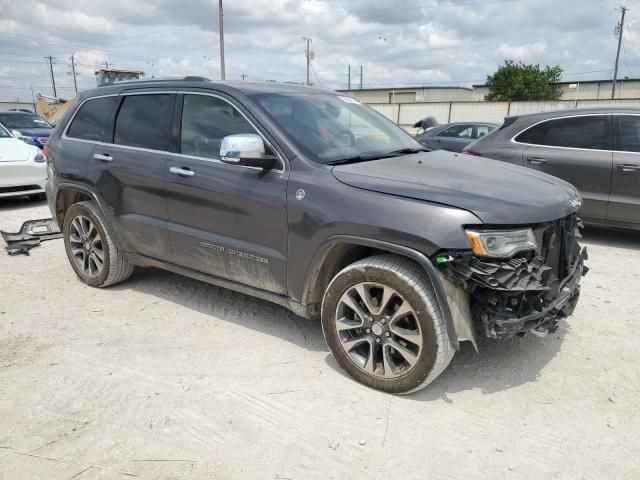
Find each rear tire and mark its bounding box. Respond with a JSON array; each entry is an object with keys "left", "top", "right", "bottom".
[
  {"left": 63, "top": 201, "right": 134, "bottom": 287},
  {"left": 321, "top": 254, "right": 454, "bottom": 394}
]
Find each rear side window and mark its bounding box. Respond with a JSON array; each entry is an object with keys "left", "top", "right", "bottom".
[
  {"left": 515, "top": 116, "right": 609, "bottom": 150},
  {"left": 614, "top": 115, "right": 640, "bottom": 152},
  {"left": 114, "top": 94, "right": 173, "bottom": 151},
  {"left": 66, "top": 97, "right": 116, "bottom": 142}
]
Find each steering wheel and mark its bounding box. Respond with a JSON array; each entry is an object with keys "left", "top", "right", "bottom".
[{"left": 326, "top": 128, "right": 355, "bottom": 148}]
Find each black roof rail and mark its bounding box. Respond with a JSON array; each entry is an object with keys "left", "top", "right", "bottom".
[{"left": 98, "top": 75, "right": 212, "bottom": 87}]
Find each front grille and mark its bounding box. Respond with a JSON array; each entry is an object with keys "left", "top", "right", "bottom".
[
  {"left": 539, "top": 214, "right": 579, "bottom": 281},
  {"left": 0, "top": 185, "right": 42, "bottom": 194}
]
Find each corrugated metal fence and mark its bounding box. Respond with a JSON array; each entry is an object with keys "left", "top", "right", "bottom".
[{"left": 368, "top": 98, "right": 640, "bottom": 127}]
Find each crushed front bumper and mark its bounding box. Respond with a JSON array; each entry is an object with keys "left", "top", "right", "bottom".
[{"left": 438, "top": 215, "right": 588, "bottom": 339}]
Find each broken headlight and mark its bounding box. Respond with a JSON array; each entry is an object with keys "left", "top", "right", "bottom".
[{"left": 464, "top": 228, "right": 537, "bottom": 258}]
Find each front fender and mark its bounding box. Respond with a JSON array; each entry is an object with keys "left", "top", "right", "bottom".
[{"left": 302, "top": 235, "right": 460, "bottom": 351}]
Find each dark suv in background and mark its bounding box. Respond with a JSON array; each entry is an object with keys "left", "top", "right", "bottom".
[
  {"left": 465, "top": 108, "right": 640, "bottom": 230},
  {"left": 45, "top": 77, "right": 587, "bottom": 394}
]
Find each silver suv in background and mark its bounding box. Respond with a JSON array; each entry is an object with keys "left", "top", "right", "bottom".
[{"left": 464, "top": 108, "right": 640, "bottom": 230}]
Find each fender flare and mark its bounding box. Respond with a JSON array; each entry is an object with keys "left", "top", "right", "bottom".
[
  {"left": 53, "top": 182, "right": 126, "bottom": 250},
  {"left": 304, "top": 235, "right": 460, "bottom": 350}
]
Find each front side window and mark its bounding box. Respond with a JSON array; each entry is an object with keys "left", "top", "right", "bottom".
[
  {"left": 614, "top": 115, "right": 640, "bottom": 152},
  {"left": 180, "top": 94, "right": 258, "bottom": 159},
  {"left": 114, "top": 94, "right": 173, "bottom": 151},
  {"left": 515, "top": 115, "right": 609, "bottom": 150},
  {"left": 250, "top": 93, "right": 422, "bottom": 164},
  {"left": 438, "top": 124, "right": 474, "bottom": 138},
  {"left": 67, "top": 97, "right": 117, "bottom": 142},
  {"left": 0, "top": 124, "right": 11, "bottom": 138}
]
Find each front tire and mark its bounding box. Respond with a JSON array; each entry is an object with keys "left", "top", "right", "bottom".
[
  {"left": 321, "top": 255, "right": 454, "bottom": 394},
  {"left": 63, "top": 201, "right": 134, "bottom": 287}
]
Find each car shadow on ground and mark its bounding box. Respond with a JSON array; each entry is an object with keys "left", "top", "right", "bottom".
[
  {"left": 0, "top": 196, "right": 47, "bottom": 215},
  {"left": 581, "top": 225, "right": 640, "bottom": 251},
  {"left": 111, "top": 267, "right": 328, "bottom": 352}
]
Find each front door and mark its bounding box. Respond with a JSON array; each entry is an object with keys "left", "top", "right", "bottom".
[
  {"left": 609, "top": 115, "right": 640, "bottom": 225},
  {"left": 517, "top": 114, "right": 613, "bottom": 221},
  {"left": 164, "top": 92, "right": 289, "bottom": 295}
]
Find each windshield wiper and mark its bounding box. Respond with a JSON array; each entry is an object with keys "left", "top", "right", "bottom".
[{"left": 325, "top": 147, "right": 430, "bottom": 166}]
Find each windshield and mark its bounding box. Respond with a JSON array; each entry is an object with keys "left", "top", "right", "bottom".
[
  {"left": 0, "top": 124, "right": 11, "bottom": 138},
  {"left": 249, "top": 93, "right": 423, "bottom": 164},
  {"left": 0, "top": 113, "right": 52, "bottom": 130}
]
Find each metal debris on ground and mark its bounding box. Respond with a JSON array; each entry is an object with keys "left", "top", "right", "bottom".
[{"left": 1, "top": 218, "right": 62, "bottom": 255}]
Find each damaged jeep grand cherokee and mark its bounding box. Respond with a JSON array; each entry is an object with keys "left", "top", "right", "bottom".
[{"left": 45, "top": 78, "right": 587, "bottom": 394}]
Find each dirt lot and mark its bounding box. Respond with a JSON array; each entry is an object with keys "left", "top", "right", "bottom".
[{"left": 1, "top": 197, "right": 639, "bottom": 480}]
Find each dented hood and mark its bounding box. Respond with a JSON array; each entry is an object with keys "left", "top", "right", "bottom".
[{"left": 331, "top": 150, "right": 581, "bottom": 225}]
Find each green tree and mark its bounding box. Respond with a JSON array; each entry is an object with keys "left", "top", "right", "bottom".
[{"left": 485, "top": 60, "right": 563, "bottom": 101}]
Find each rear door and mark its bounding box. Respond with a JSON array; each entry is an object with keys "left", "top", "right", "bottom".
[
  {"left": 515, "top": 114, "right": 613, "bottom": 220},
  {"left": 164, "top": 91, "right": 289, "bottom": 295},
  {"left": 609, "top": 115, "right": 640, "bottom": 224},
  {"left": 86, "top": 91, "right": 175, "bottom": 260}
]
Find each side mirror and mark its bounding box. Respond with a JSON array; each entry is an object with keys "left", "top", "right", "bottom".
[
  {"left": 11, "top": 129, "right": 24, "bottom": 139},
  {"left": 220, "top": 134, "right": 277, "bottom": 170}
]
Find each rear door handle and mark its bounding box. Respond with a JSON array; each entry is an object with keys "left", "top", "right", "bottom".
[
  {"left": 93, "top": 153, "right": 113, "bottom": 162},
  {"left": 618, "top": 164, "right": 640, "bottom": 173},
  {"left": 169, "top": 166, "right": 195, "bottom": 177},
  {"left": 526, "top": 157, "right": 547, "bottom": 165}
]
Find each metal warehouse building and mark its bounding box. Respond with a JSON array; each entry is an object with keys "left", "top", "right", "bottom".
[{"left": 338, "top": 78, "right": 640, "bottom": 104}]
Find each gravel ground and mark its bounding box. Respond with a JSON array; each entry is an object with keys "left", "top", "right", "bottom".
[{"left": 1, "top": 196, "right": 639, "bottom": 480}]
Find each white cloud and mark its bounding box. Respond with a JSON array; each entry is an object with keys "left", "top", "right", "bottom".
[
  {"left": 0, "top": 0, "right": 633, "bottom": 101},
  {"left": 498, "top": 41, "right": 547, "bottom": 61}
]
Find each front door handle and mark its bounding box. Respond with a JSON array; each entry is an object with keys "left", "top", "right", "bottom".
[
  {"left": 618, "top": 164, "right": 640, "bottom": 173},
  {"left": 526, "top": 157, "right": 547, "bottom": 165},
  {"left": 93, "top": 153, "right": 113, "bottom": 162},
  {"left": 169, "top": 166, "right": 195, "bottom": 177}
]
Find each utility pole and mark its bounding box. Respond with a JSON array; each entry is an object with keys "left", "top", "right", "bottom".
[
  {"left": 348, "top": 65, "right": 351, "bottom": 89},
  {"left": 45, "top": 56, "right": 57, "bottom": 98},
  {"left": 359, "top": 65, "right": 363, "bottom": 89},
  {"left": 70, "top": 55, "right": 78, "bottom": 94},
  {"left": 303, "top": 37, "right": 313, "bottom": 85},
  {"left": 612, "top": 6, "right": 628, "bottom": 99},
  {"left": 219, "top": 0, "right": 225, "bottom": 80}
]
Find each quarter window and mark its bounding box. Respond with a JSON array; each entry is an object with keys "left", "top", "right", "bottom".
[
  {"left": 614, "top": 115, "right": 640, "bottom": 152},
  {"left": 67, "top": 97, "right": 117, "bottom": 142},
  {"left": 515, "top": 116, "right": 609, "bottom": 150},
  {"left": 180, "top": 94, "right": 258, "bottom": 159},
  {"left": 114, "top": 94, "right": 173, "bottom": 151}
]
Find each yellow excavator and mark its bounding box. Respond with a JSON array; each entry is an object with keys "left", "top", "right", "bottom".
[{"left": 35, "top": 93, "right": 73, "bottom": 126}]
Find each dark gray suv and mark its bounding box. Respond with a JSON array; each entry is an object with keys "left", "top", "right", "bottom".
[
  {"left": 45, "top": 77, "right": 587, "bottom": 394},
  {"left": 464, "top": 108, "right": 640, "bottom": 229}
]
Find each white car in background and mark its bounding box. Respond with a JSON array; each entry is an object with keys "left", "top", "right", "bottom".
[{"left": 0, "top": 123, "right": 47, "bottom": 200}]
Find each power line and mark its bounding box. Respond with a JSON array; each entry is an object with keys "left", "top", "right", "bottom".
[
  {"left": 0, "top": 32, "right": 156, "bottom": 62},
  {"left": 310, "top": 62, "right": 323, "bottom": 87}
]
